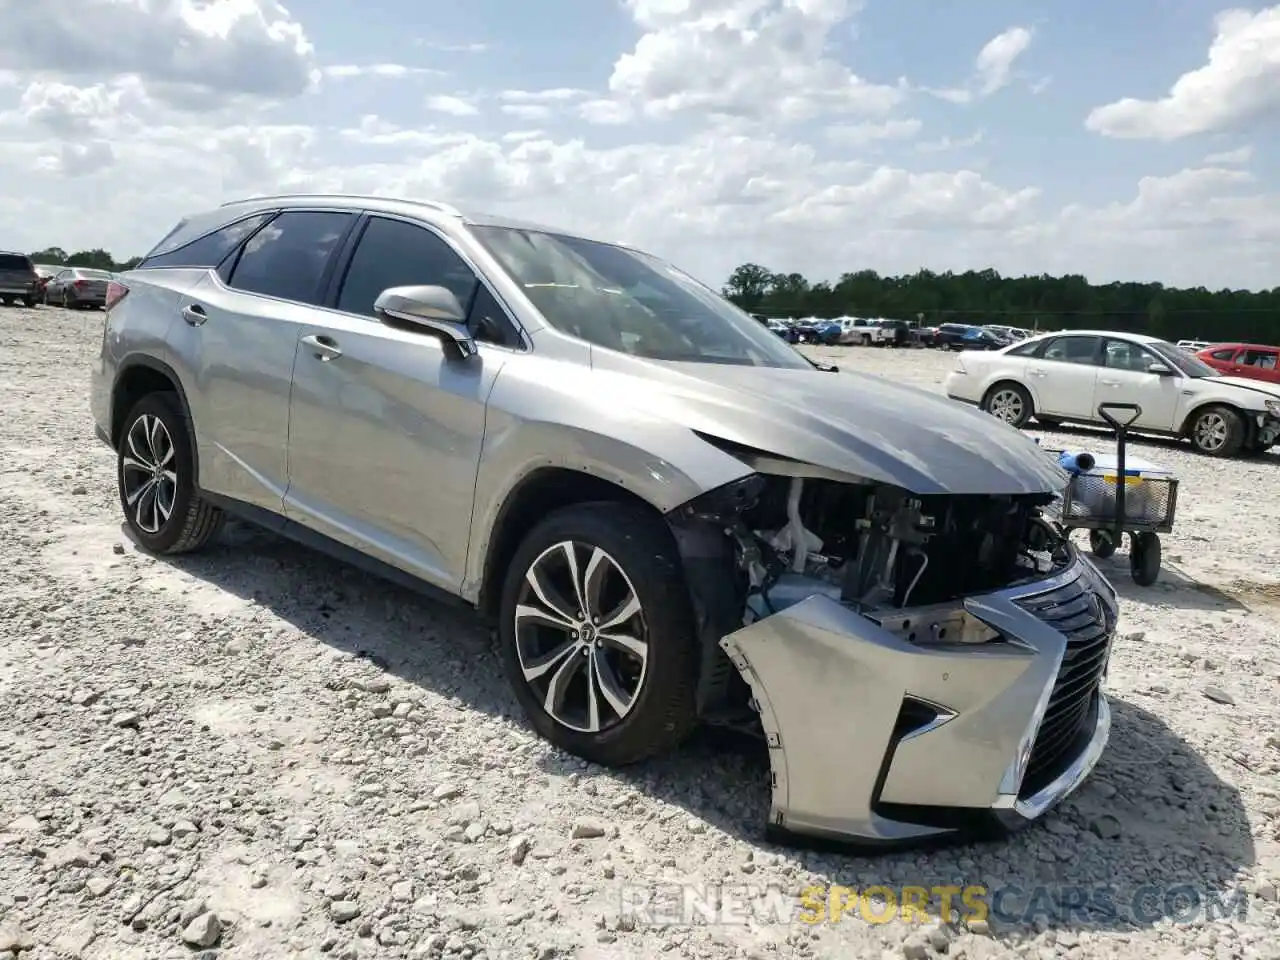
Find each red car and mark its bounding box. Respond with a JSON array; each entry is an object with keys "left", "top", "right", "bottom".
[{"left": 1196, "top": 343, "right": 1280, "bottom": 384}]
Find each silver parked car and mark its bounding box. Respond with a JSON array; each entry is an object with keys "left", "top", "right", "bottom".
[
  {"left": 46, "top": 266, "right": 113, "bottom": 308},
  {"left": 90, "top": 194, "right": 1119, "bottom": 847}
]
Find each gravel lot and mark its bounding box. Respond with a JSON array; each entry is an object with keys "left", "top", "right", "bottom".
[{"left": 2, "top": 306, "right": 1279, "bottom": 960}]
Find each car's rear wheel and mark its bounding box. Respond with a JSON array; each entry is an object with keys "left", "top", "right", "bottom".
[
  {"left": 1187, "top": 405, "right": 1245, "bottom": 457},
  {"left": 981, "top": 382, "right": 1033, "bottom": 428},
  {"left": 498, "top": 502, "right": 699, "bottom": 767},
  {"left": 117, "top": 392, "right": 224, "bottom": 554}
]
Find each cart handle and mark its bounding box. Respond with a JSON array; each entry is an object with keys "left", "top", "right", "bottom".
[{"left": 1097, "top": 402, "right": 1142, "bottom": 430}]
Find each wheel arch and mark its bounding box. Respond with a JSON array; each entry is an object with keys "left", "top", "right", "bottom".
[
  {"left": 475, "top": 467, "right": 665, "bottom": 619},
  {"left": 982, "top": 378, "right": 1038, "bottom": 417},
  {"left": 1177, "top": 398, "right": 1248, "bottom": 438},
  {"left": 111, "top": 355, "right": 199, "bottom": 478}
]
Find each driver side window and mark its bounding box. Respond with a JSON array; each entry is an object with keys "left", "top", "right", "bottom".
[
  {"left": 1103, "top": 339, "right": 1157, "bottom": 372},
  {"left": 336, "top": 216, "right": 520, "bottom": 348}
]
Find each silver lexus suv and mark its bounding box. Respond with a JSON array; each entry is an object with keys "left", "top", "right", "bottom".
[{"left": 90, "top": 194, "right": 1119, "bottom": 847}]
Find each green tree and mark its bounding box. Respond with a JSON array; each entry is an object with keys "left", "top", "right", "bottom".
[{"left": 722, "top": 263, "right": 1280, "bottom": 343}]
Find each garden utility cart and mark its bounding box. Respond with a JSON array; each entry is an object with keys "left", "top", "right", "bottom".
[{"left": 1047, "top": 402, "right": 1179, "bottom": 586}]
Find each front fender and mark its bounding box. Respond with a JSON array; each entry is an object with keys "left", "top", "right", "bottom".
[{"left": 462, "top": 359, "right": 755, "bottom": 598}]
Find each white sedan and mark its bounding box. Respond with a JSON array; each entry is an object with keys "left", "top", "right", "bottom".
[{"left": 943, "top": 329, "right": 1280, "bottom": 457}]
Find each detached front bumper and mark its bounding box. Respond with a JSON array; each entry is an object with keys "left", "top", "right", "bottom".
[{"left": 720, "top": 548, "right": 1117, "bottom": 848}]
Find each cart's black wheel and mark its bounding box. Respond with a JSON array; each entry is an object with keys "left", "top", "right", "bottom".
[
  {"left": 1130, "top": 532, "right": 1161, "bottom": 586},
  {"left": 1089, "top": 529, "right": 1117, "bottom": 559}
]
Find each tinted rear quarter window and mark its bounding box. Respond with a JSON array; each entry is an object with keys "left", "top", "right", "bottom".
[
  {"left": 227, "top": 211, "right": 355, "bottom": 305},
  {"left": 140, "top": 213, "right": 274, "bottom": 270}
]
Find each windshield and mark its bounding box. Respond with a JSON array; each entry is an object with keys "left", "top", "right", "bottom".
[
  {"left": 473, "top": 226, "right": 813, "bottom": 368},
  {"left": 1147, "top": 340, "right": 1218, "bottom": 377},
  {"left": 78, "top": 269, "right": 112, "bottom": 279}
]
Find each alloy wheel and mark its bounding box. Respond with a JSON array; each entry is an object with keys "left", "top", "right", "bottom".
[
  {"left": 988, "top": 388, "right": 1025, "bottom": 424},
  {"left": 1194, "top": 412, "right": 1228, "bottom": 452},
  {"left": 121, "top": 414, "right": 178, "bottom": 534},
  {"left": 513, "top": 541, "right": 650, "bottom": 734}
]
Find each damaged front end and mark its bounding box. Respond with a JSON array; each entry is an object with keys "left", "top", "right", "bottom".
[{"left": 666, "top": 448, "right": 1118, "bottom": 848}]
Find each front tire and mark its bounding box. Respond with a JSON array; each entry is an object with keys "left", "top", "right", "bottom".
[
  {"left": 497, "top": 502, "right": 699, "bottom": 767},
  {"left": 117, "top": 392, "right": 223, "bottom": 554},
  {"left": 981, "top": 382, "right": 1034, "bottom": 428},
  {"left": 1188, "top": 405, "right": 1245, "bottom": 457}
]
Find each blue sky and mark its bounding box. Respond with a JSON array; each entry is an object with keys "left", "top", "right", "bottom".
[{"left": 4, "top": 0, "right": 1278, "bottom": 289}]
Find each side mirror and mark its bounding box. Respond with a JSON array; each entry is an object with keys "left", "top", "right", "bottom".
[
  {"left": 373, "top": 285, "right": 477, "bottom": 359},
  {"left": 1147, "top": 362, "right": 1173, "bottom": 376}
]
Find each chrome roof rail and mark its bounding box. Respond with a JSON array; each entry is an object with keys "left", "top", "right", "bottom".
[{"left": 218, "top": 194, "right": 463, "bottom": 216}]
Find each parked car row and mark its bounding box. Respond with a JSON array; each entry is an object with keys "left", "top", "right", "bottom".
[
  {"left": 1, "top": 252, "right": 114, "bottom": 308},
  {"left": 946, "top": 328, "right": 1280, "bottom": 458}
]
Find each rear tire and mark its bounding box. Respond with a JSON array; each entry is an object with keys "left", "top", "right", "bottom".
[
  {"left": 497, "top": 502, "right": 699, "bottom": 767},
  {"left": 981, "top": 382, "right": 1034, "bottom": 428},
  {"left": 23, "top": 296, "right": 36, "bottom": 308},
  {"left": 117, "top": 392, "right": 223, "bottom": 554},
  {"left": 1187, "top": 405, "right": 1245, "bottom": 457}
]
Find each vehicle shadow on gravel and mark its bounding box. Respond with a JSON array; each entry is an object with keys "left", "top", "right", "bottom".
[
  {"left": 147, "top": 522, "right": 1256, "bottom": 940},
  {"left": 1085, "top": 552, "right": 1250, "bottom": 613}
]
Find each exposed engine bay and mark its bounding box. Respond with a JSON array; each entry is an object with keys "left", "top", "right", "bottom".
[
  {"left": 669, "top": 464, "right": 1076, "bottom": 718},
  {"left": 744, "top": 475, "right": 1070, "bottom": 614}
]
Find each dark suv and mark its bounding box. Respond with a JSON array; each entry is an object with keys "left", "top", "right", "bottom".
[{"left": 0, "top": 252, "right": 39, "bottom": 307}]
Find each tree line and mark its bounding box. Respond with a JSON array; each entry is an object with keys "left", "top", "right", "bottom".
[
  {"left": 723, "top": 263, "right": 1280, "bottom": 344},
  {"left": 28, "top": 247, "right": 141, "bottom": 272}
]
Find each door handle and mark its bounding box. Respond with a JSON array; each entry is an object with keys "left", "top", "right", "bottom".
[
  {"left": 301, "top": 334, "right": 343, "bottom": 361},
  {"left": 1099, "top": 379, "right": 1120, "bottom": 387},
  {"left": 181, "top": 304, "right": 207, "bottom": 326},
  {"left": 1029, "top": 368, "right": 1046, "bottom": 377}
]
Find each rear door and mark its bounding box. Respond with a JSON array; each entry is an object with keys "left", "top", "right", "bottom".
[
  {"left": 1239, "top": 347, "right": 1280, "bottom": 384},
  {"left": 1026, "top": 335, "right": 1103, "bottom": 418},
  {"left": 168, "top": 209, "right": 358, "bottom": 511},
  {"left": 284, "top": 214, "right": 520, "bottom": 592}
]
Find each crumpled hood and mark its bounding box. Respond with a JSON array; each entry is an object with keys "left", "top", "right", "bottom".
[{"left": 590, "top": 351, "right": 1068, "bottom": 496}]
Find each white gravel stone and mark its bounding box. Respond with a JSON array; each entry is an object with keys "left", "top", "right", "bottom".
[{"left": 2, "top": 315, "right": 1279, "bottom": 959}]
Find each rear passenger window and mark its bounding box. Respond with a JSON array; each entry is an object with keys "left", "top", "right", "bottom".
[
  {"left": 227, "top": 211, "right": 354, "bottom": 305},
  {"left": 139, "top": 214, "right": 272, "bottom": 270},
  {"left": 1242, "top": 350, "right": 1277, "bottom": 369},
  {"left": 336, "top": 217, "right": 480, "bottom": 319}
]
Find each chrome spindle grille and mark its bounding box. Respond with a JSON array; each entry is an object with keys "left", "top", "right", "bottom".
[{"left": 1014, "top": 575, "right": 1113, "bottom": 796}]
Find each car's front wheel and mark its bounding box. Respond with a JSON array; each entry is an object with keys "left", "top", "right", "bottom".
[
  {"left": 498, "top": 502, "right": 699, "bottom": 767},
  {"left": 981, "top": 382, "right": 1033, "bottom": 428},
  {"left": 117, "top": 392, "right": 224, "bottom": 553},
  {"left": 1187, "top": 405, "right": 1245, "bottom": 457}
]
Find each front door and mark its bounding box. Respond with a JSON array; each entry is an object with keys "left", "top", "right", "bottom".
[
  {"left": 1092, "top": 338, "right": 1182, "bottom": 430},
  {"left": 284, "top": 214, "right": 520, "bottom": 594}
]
